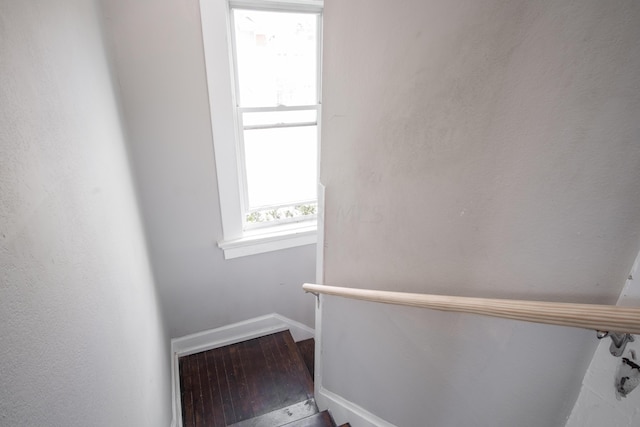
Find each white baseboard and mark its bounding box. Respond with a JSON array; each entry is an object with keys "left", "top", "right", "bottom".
[
  {"left": 170, "top": 313, "right": 315, "bottom": 427},
  {"left": 171, "top": 313, "right": 314, "bottom": 357},
  {"left": 317, "top": 387, "right": 396, "bottom": 427}
]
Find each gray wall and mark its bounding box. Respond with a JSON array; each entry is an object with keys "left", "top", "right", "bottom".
[
  {"left": 320, "top": 1, "right": 640, "bottom": 426},
  {"left": 0, "top": 1, "right": 171, "bottom": 425},
  {"left": 100, "top": 0, "right": 316, "bottom": 338}
]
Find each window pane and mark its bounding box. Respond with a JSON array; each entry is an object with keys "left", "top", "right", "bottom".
[
  {"left": 233, "top": 9, "right": 318, "bottom": 107},
  {"left": 243, "top": 126, "right": 317, "bottom": 209},
  {"left": 242, "top": 110, "right": 316, "bottom": 127}
]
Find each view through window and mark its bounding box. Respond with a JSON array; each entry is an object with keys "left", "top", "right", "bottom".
[{"left": 231, "top": 7, "right": 320, "bottom": 228}]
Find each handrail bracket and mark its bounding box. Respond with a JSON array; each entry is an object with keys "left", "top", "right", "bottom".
[
  {"left": 597, "top": 331, "right": 635, "bottom": 357},
  {"left": 305, "top": 290, "right": 320, "bottom": 308}
]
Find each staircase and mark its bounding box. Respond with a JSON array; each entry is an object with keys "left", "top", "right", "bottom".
[{"left": 179, "top": 330, "right": 349, "bottom": 427}]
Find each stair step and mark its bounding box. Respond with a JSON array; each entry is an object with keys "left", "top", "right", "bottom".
[
  {"left": 281, "top": 410, "right": 336, "bottom": 427},
  {"left": 296, "top": 338, "right": 315, "bottom": 379},
  {"left": 228, "top": 399, "right": 318, "bottom": 427},
  {"left": 179, "top": 330, "right": 314, "bottom": 427}
]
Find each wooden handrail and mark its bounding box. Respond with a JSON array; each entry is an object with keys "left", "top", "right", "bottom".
[{"left": 302, "top": 283, "right": 640, "bottom": 334}]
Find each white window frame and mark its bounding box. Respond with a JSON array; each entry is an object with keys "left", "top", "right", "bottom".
[{"left": 199, "top": 0, "right": 323, "bottom": 259}]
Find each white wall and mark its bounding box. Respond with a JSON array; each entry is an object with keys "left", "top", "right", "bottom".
[
  {"left": 0, "top": 1, "right": 171, "bottom": 425},
  {"left": 99, "top": 0, "right": 316, "bottom": 338},
  {"left": 319, "top": 1, "right": 640, "bottom": 426},
  {"left": 566, "top": 254, "right": 640, "bottom": 427}
]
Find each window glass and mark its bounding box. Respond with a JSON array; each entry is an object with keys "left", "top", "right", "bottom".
[
  {"left": 233, "top": 9, "right": 318, "bottom": 107},
  {"left": 243, "top": 125, "right": 318, "bottom": 209}
]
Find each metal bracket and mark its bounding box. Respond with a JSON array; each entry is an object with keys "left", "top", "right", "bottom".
[
  {"left": 305, "top": 291, "right": 320, "bottom": 308},
  {"left": 597, "top": 331, "right": 635, "bottom": 357}
]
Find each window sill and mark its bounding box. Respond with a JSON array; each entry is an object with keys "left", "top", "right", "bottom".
[{"left": 218, "top": 221, "right": 317, "bottom": 259}]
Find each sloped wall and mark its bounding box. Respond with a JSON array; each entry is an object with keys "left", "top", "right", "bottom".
[
  {"left": 0, "top": 1, "right": 171, "bottom": 425},
  {"left": 319, "top": 1, "right": 640, "bottom": 426}
]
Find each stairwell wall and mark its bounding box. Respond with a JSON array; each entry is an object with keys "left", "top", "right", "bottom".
[
  {"left": 319, "top": 1, "right": 640, "bottom": 426},
  {"left": 100, "top": 0, "right": 316, "bottom": 339},
  {"left": 0, "top": 1, "right": 171, "bottom": 425}
]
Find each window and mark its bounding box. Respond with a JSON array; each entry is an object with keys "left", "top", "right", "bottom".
[{"left": 199, "top": 0, "right": 323, "bottom": 259}]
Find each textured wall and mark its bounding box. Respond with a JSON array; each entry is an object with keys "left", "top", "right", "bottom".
[
  {"left": 100, "top": 0, "right": 316, "bottom": 338},
  {"left": 320, "top": 0, "right": 640, "bottom": 426},
  {"left": 0, "top": 1, "right": 171, "bottom": 425}
]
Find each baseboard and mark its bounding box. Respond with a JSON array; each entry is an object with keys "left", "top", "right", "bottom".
[
  {"left": 317, "top": 387, "right": 396, "bottom": 427},
  {"left": 170, "top": 313, "right": 314, "bottom": 427}
]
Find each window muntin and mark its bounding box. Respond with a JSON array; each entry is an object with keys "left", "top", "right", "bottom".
[
  {"left": 242, "top": 109, "right": 317, "bottom": 128},
  {"left": 230, "top": 6, "right": 321, "bottom": 230}
]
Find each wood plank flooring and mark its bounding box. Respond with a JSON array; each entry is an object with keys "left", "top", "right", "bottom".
[
  {"left": 295, "top": 338, "right": 315, "bottom": 379},
  {"left": 179, "top": 331, "right": 314, "bottom": 427},
  {"left": 281, "top": 411, "right": 333, "bottom": 427}
]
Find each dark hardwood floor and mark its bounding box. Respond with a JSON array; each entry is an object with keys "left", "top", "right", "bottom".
[
  {"left": 179, "top": 331, "right": 314, "bottom": 427},
  {"left": 295, "top": 338, "right": 315, "bottom": 379},
  {"left": 281, "top": 411, "right": 333, "bottom": 427}
]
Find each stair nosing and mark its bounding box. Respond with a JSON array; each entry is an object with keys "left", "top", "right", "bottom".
[{"left": 227, "top": 398, "right": 318, "bottom": 427}]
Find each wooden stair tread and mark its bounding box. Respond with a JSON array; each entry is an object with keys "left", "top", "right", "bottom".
[
  {"left": 179, "top": 330, "right": 314, "bottom": 427},
  {"left": 281, "top": 410, "right": 335, "bottom": 427},
  {"left": 228, "top": 399, "right": 318, "bottom": 427}
]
